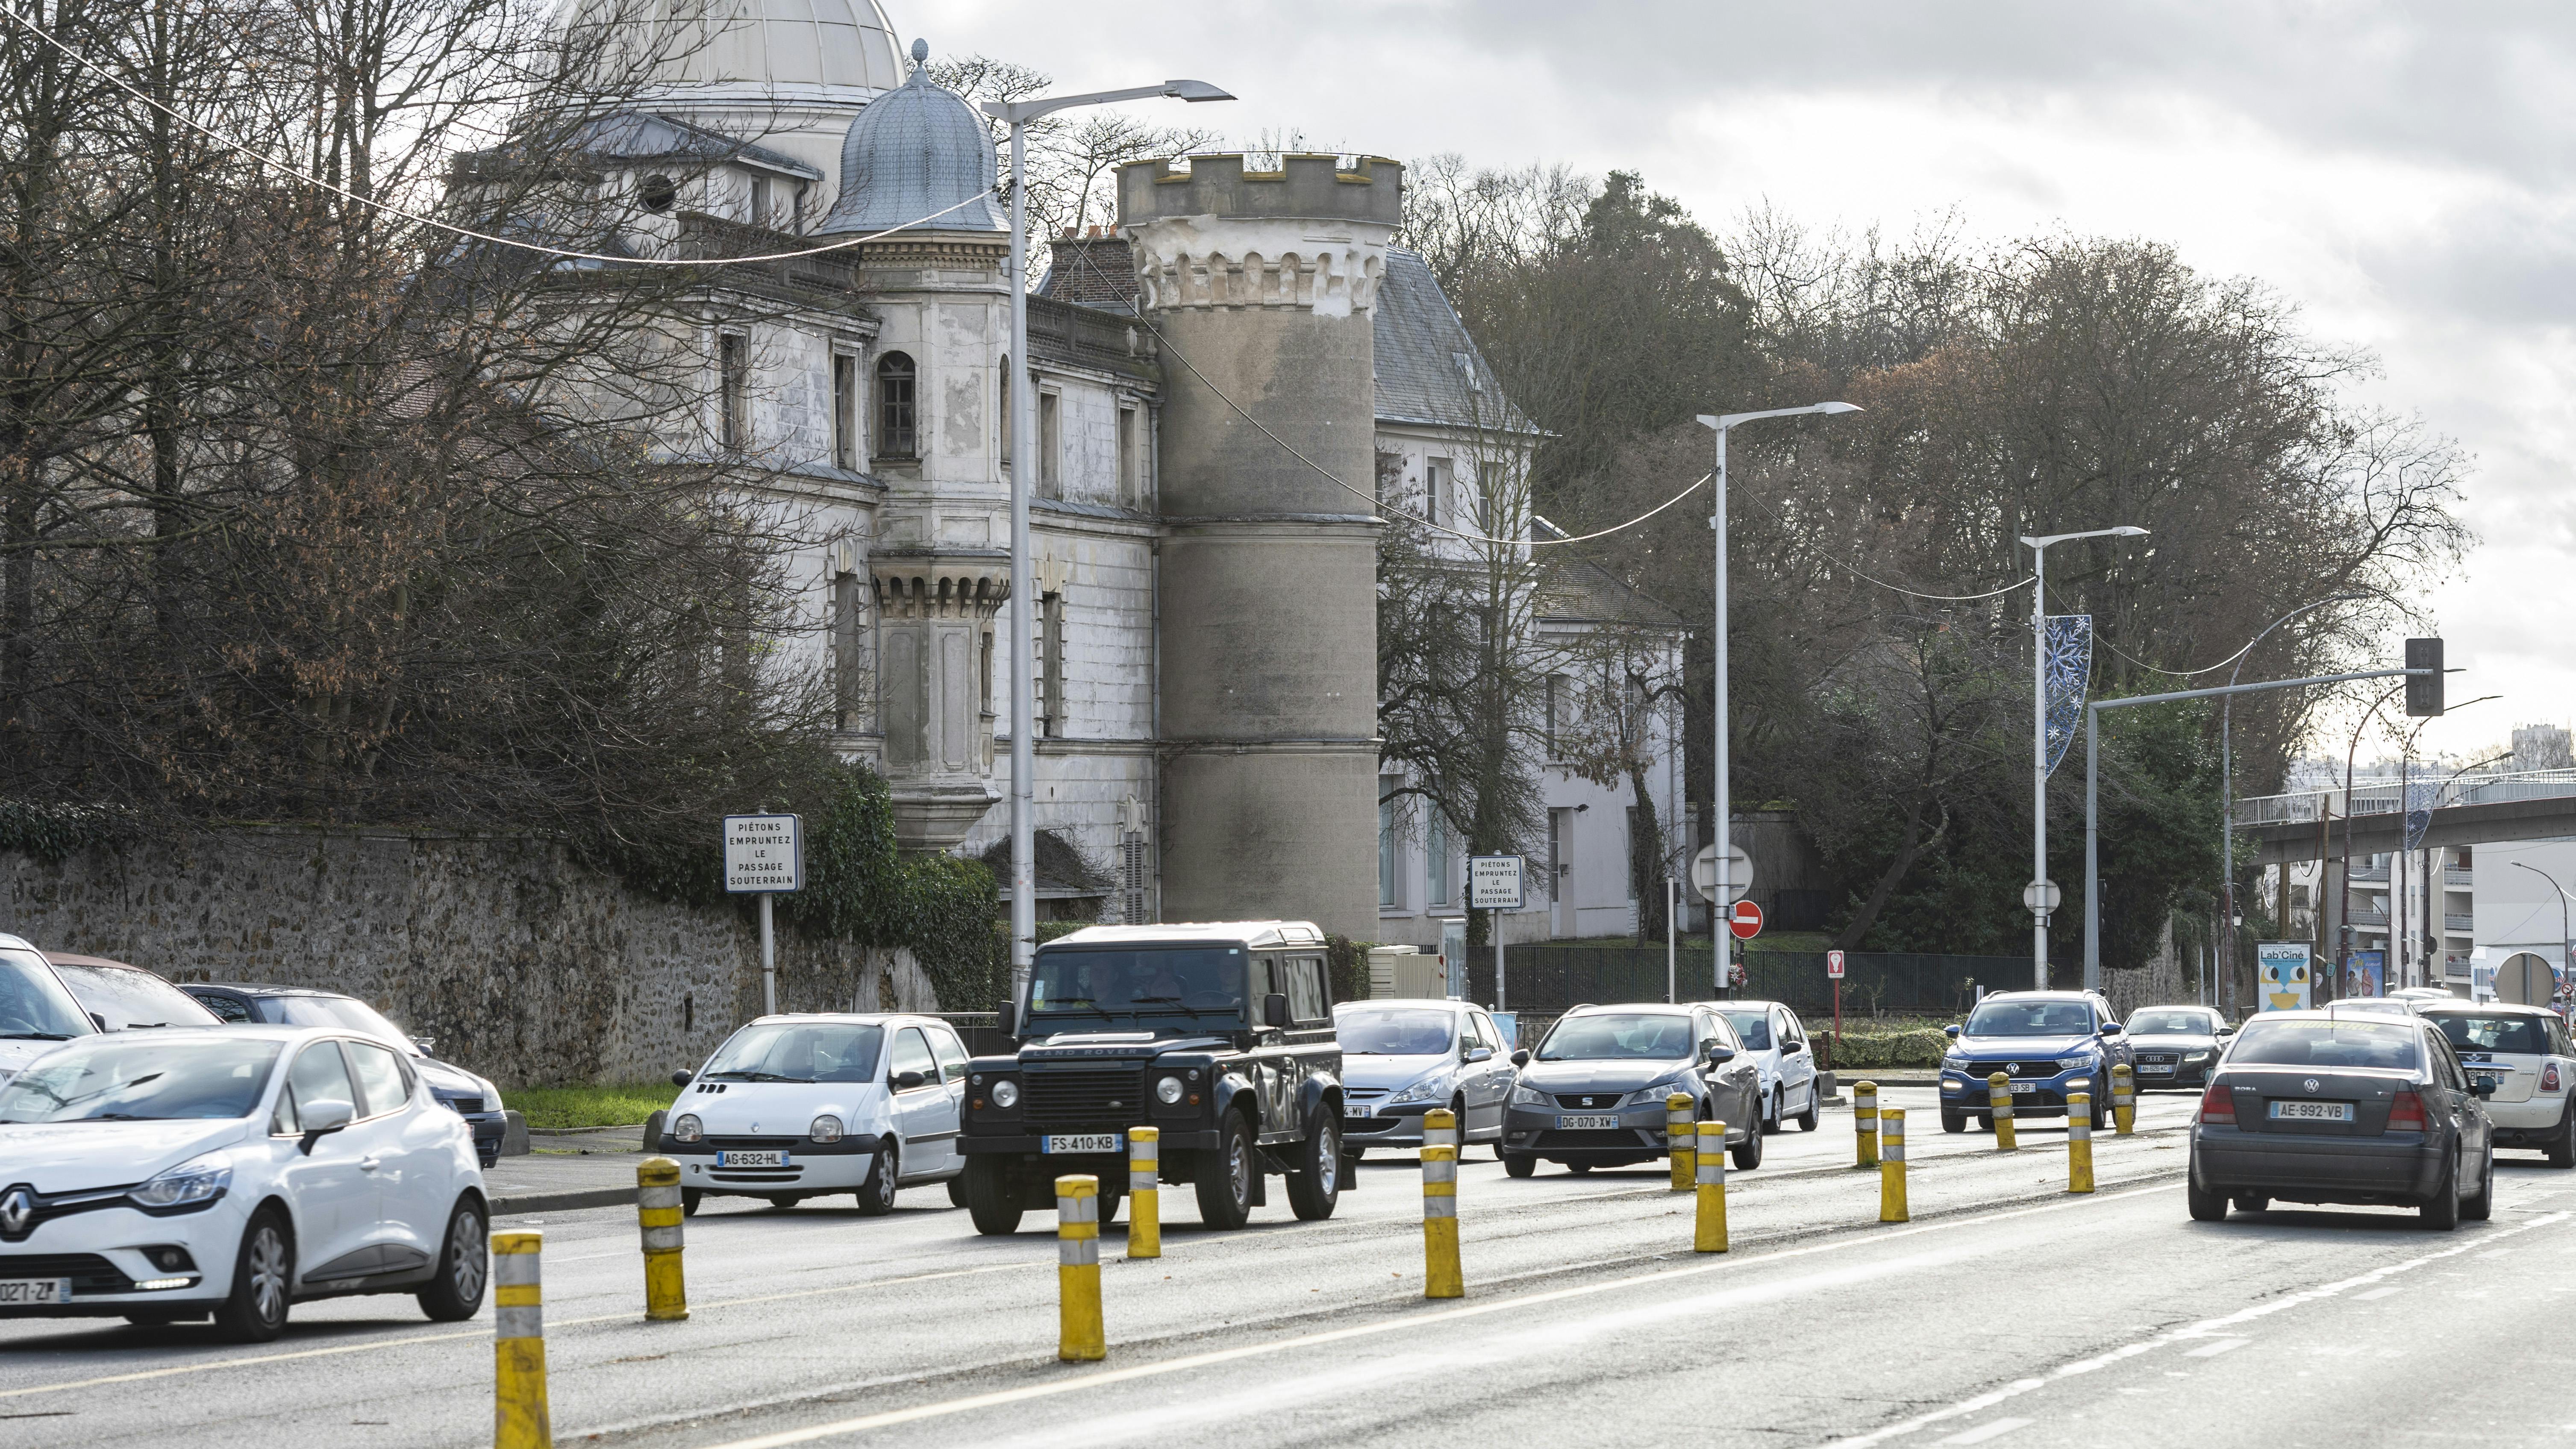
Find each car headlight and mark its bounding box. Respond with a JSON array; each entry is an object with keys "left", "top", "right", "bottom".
[
  {"left": 131, "top": 1155, "right": 231, "bottom": 1211},
  {"left": 991, "top": 1079, "right": 1020, "bottom": 1109},
  {"left": 1626, "top": 1077, "right": 1693, "bottom": 1107},
  {"left": 482, "top": 1079, "right": 505, "bottom": 1114},
  {"left": 1511, "top": 1082, "right": 1550, "bottom": 1107},
  {"left": 809, "top": 1114, "right": 844, "bottom": 1142},
  {"left": 670, "top": 1113, "right": 703, "bottom": 1143},
  {"left": 2061, "top": 1056, "right": 2093, "bottom": 1072},
  {"left": 1387, "top": 1074, "right": 1447, "bottom": 1105},
  {"left": 1155, "top": 1075, "right": 1185, "bottom": 1105},
  {"left": 2184, "top": 1050, "right": 2211, "bottom": 1062}
]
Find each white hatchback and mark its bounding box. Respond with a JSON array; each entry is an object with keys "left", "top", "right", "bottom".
[
  {"left": 662, "top": 1014, "right": 968, "bottom": 1214},
  {"left": 2421, "top": 1002, "right": 2576, "bottom": 1167},
  {"left": 1709, "top": 999, "right": 1823, "bottom": 1132},
  {"left": 0, "top": 1026, "right": 488, "bottom": 1341}
]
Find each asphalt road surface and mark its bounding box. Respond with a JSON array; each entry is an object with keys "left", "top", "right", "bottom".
[{"left": 7, "top": 1088, "right": 2572, "bottom": 1448}]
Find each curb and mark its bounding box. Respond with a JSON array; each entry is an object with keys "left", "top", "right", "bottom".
[{"left": 491, "top": 1186, "right": 636, "bottom": 1216}]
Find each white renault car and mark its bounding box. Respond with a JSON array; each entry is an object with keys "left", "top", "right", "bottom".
[
  {"left": 1709, "top": 999, "right": 1823, "bottom": 1132},
  {"left": 0, "top": 934, "right": 96, "bottom": 1085},
  {"left": 662, "top": 1013, "right": 968, "bottom": 1214},
  {"left": 2421, "top": 1002, "right": 2576, "bottom": 1167},
  {"left": 0, "top": 1025, "right": 488, "bottom": 1341}
]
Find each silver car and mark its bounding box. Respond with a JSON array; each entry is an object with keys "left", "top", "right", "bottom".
[{"left": 1333, "top": 999, "right": 1515, "bottom": 1158}]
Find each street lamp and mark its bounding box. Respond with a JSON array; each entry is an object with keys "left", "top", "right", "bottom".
[
  {"left": 983, "top": 76, "right": 1232, "bottom": 996},
  {"left": 1696, "top": 403, "right": 1861, "bottom": 926},
  {"left": 2510, "top": 861, "right": 2573, "bottom": 1005},
  {"left": 2017, "top": 525, "right": 2148, "bottom": 989}
]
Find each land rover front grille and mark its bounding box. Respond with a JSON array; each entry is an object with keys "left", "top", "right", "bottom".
[{"left": 1023, "top": 1067, "right": 1147, "bottom": 1128}]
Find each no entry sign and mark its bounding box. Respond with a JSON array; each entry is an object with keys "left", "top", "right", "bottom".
[{"left": 1728, "top": 899, "right": 1765, "bottom": 941}]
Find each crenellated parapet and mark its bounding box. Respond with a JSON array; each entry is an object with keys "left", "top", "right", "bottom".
[
  {"left": 1118, "top": 154, "right": 1403, "bottom": 320},
  {"left": 871, "top": 550, "right": 1009, "bottom": 620}
]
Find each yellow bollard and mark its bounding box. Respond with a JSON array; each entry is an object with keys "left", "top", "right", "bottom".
[
  {"left": 2067, "top": 1091, "right": 2095, "bottom": 1193},
  {"left": 1421, "top": 1106, "right": 1463, "bottom": 1299},
  {"left": 492, "top": 1230, "right": 551, "bottom": 1449},
  {"left": 1667, "top": 1093, "right": 1696, "bottom": 1192},
  {"left": 1854, "top": 1080, "right": 1879, "bottom": 1168},
  {"left": 1879, "top": 1108, "right": 1909, "bottom": 1223},
  {"left": 1987, "top": 1072, "right": 2018, "bottom": 1151},
  {"left": 2112, "top": 1063, "right": 2136, "bottom": 1135},
  {"left": 1056, "top": 1175, "right": 1105, "bottom": 1361},
  {"left": 1126, "top": 1127, "right": 1161, "bottom": 1260},
  {"left": 636, "top": 1157, "right": 688, "bottom": 1322},
  {"left": 1693, "top": 1120, "right": 1729, "bottom": 1252}
]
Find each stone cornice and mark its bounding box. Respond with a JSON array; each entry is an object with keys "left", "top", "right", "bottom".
[{"left": 871, "top": 549, "right": 1009, "bottom": 619}]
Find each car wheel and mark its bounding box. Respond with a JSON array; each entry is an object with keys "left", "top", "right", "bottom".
[
  {"left": 2548, "top": 1099, "right": 2576, "bottom": 1170},
  {"left": 945, "top": 1173, "right": 970, "bottom": 1208},
  {"left": 2185, "top": 1168, "right": 2229, "bottom": 1223},
  {"left": 1795, "top": 1086, "right": 1820, "bottom": 1132},
  {"left": 964, "top": 1156, "right": 1024, "bottom": 1235},
  {"left": 1941, "top": 1107, "right": 1967, "bottom": 1134},
  {"left": 766, "top": 1196, "right": 804, "bottom": 1211},
  {"left": 2091, "top": 1091, "right": 2112, "bottom": 1132},
  {"left": 1503, "top": 1151, "right": 1536, "bottom": 1179},
  {"left": 1284, "top": 1111, "right": 1342, "bottom": 1221},
  {"left": 1976, "top": 1112, "right": 1993, "bottom": 1132},
  {"left": 1566, "top": 1160, "right": 1593, "bottom": 1176},
  {"left": 2461, "top": 1148, "right": 2494, "bottom": 1223},
  {"left": 855, "top": 1140, "right": 898, "bottom": 1217},
  {"left": 2421, "top": 1150, "right": 2461, "bottom": 1231},
  {"left": 1764, "top": 1087, "right": 1783, "bottom": 1135},
  {"left": 1194, "top": 1111, "right": 1259, "bottom": 1230},
  {"left": 682, "top": 1188, "right": 702, "bottom": 1217},
  {"left": 215, "top": 1207, "right": 294, "bottom": 1343},
  {"left": 2230, "top": 1193, "right": 2269, "bottom": 1214},
  {"left": 1731, "top": 1117, "right": 1764, "bottom": 1171},
  {"left": 417, "top": 1195, "right": 490, "bottom": 1322}
]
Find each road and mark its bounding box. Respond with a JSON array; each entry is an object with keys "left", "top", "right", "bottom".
[{"left": 5, "top": 1087, "right": 2571, "bottom": 1448}]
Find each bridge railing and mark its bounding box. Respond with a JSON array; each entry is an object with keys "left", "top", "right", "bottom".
[{"left": 2235, "top": 769, "right": 2576, "bottom": 827}]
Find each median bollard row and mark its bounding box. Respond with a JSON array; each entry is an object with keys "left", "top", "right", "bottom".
[
  {"left": 1667, "top": 1093, "right": 1696, "bottom": 1192},
  {"left": 1693, "top": 1120, "right": 1728, "bottom": 1253},
  {"left": 1854, "top": 1080, "right": 1879, "bottom": 1168},
  {"left": 493, "top": 1230, "right": 551, "bottom": 1449},
  {"left": 1879, "top": 1108, "right": 1908, "bottom": 1223},
  {"left": 1056, "top": 1175, "right": 1105, "bottom": 1361},
  {"left": 1422, "top": 1106, "right": 1463, "bottom": 1299},
  {"left": 636, "top": 1157, "right": 688, "bottom": 1322},
  {"left": 2112, "top": 1063, "right": 2136, "bottom": 1135},
  {"left": 1987, "top": 1072, "right": 2018, "bottom": 1151},
  {"left": 1128, "top": 1127, "right": 1161, "bottom": 1260},
  {"left": 2067, "top": 1092, "right": 2095, "bottom": 1193}
]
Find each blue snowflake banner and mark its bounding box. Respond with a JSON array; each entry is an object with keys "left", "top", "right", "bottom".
[{"left": 2044, "top": 614, "right": 2093, "bottom": 778}]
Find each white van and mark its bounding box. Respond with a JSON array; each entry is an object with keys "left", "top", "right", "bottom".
[{"left": 661, "top": 1013, "right": 969, "bottom": 1214}]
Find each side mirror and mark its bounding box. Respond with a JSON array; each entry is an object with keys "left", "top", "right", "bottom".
[
  {"left": 1703, "top": 1041, "right": 1736, "bottom": 1065},
  {"left": 90, "top": 1012, "right": 109, "bottom": 1032},
  {"left": 297, "top": 1096, "right": 354, "bottom": 1153},
  {"left": 410, "top": 1036, "right": 438, "bottom": 1056},
  {"left": 1263, "top": 993, "right": 1291, "bottom": 1029},
  {"left": 1511, "top": 1049, "right": 1530, "bottom": 1068},
  {"left": 670, "top": 1069, "right": 692, "bottom": 1089},
  {"left": 1467, "top": 1045, "right": 1494, "bottom": 1064},
  {"left": 2099, "top": 1023, "right": 2124, "bottom": 1036},
  {"left": 1943, "top": 1024, "right": 1961, "bottom": 1039},
  {"left": 2468, "top": 1076, "right": 2497, "bottom": 1099},
  {"left": 1782, "top": 1039, "right": 1806, "bottom": 1055},
  {"left": 2217, "top": 1024, "right": 2236, "bottom": 1036},
  {"left": 996, "top": 1002, "right": 1018, "bottom": 1037},
  {"left": 894, "top": 1069, "right": 928, "bottom": 1090}
]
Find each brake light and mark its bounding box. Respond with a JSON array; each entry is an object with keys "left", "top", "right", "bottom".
[
  {"left": 2388, "top": 1088, "right": 2426, "bottom": 1131},
  {"left": 2195, "top": 1082, "right": 2235, "bottom": 1126},
  {"left": 2546, "top": 1063, "right": 2563, "bottom": 1093}
]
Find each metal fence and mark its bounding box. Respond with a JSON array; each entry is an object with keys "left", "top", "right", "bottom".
[
  {"left": 2236, "top": 768, "right": 2576, "bottom": 826},
  {"left": 1499, "top": 944, "right": 2031, "bottom": 1018}
]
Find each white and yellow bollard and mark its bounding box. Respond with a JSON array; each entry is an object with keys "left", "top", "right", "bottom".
[
  {"left": 2067, "top": 1091, "right": 2095, "bottom": 1193},
  {"left": 1854, "top": 1080, "right": 1879, "bottom": 1168},
  {"left": 1879, "top": 1108, "right": 1909, "bottom": 1223},
  {"left": 636, "top": 1157, "right": 687, "bottom": 1322},
  {"left": 493, "top": 1230, "right": 551, "bottom": 1449},
  {"left": 1126, "top": 1127, "right": 1161, "bottom": 1260},
  {"left": 2111, "top": 1063, "right": 2136, "bottom": 1136},
  {"left": 1056, "top": 1175, "right": 1105, "bottom": 1361},
  {"left": 1987, "top": 1072, "right": 2018, "bottom": 1151},
  {"left": 1667, "top": 1093, "right": 1696, "bottom": 1192},
  {"left": 1693, "top": 1120, "right": 1729, "bottom": 1252},
  {"left": 1422, "top": 1106, "right": 1463, "bottom": 1299}
]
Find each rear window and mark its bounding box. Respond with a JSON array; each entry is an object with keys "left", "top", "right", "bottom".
[
  {"left": 49, "top": 962, "right": 222, "bottom": 1030},
  {"left": 2430, "top": 1013, "right": 2552, "bottom": 1056},
  {"left": 2229, "top": 1019, "right": 2421, "bottom": 1072}
]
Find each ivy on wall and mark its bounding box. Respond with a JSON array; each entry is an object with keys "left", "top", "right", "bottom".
[{"left": 0, "top": 801, "right": 137, "bottom": 864}]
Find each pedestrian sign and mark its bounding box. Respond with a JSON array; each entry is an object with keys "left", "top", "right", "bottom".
[
  {"left": 1467, "top": 855, "right": 1526, "bottom": 910},
  {"left": 723, "top": 814, "right": 803, "bottom": 894}
]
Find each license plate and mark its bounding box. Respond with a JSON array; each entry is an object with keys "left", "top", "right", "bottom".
[
  {"left": 0, "top": 1279, "right": 70, "bottom": 1306},
  {"left": 2269, "top": 1100, "right": 2352, "bottom": 1122},
  {"left": 2007, "top": 1081, "right": 2037, "bottom": 1094},
  {"left": 717, "top": 1149, "right": 790, "bottom": 1167},
  {"left": 1556, "top": 1114, "right": 1621, "bottom": 1131},
  {"left": 1041, "top": 1134, "right": 1122, "bottom": 1155},
  {"left": 1347, "top": 1103, "right": 1376, "bottom": 1118},
  {"left": 2139, "top": 1064, "right": 2173, "bottom": 1075}
]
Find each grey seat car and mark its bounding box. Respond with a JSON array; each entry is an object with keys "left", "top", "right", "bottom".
[
  {"left": 1334, "top": 999, "right": 1515, "bottom": 1158},
  {"left": 2188, "top": 1007, "right": 2496, "bottom": 1229},
  {"left": 1500, "top": 1004, "right": 1763, "bottom": 1178}
]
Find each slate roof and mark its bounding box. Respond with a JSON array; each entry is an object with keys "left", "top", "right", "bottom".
[
  {"left": 1373, "top": 248, "right": 1538, "bottom": 436},
  {"left": 562, "top": 111, "right": 822, "bottom": 180},
  {"left": 816, "top": 42, "right": 1008, "bottom": 235},
  {"left": 1036, "top": 235, "right": 1139, "bottom": 309}
]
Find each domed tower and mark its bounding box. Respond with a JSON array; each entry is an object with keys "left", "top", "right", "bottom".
[{"left": 1119, "top": 153, "right": 1402, "bottom": 942}]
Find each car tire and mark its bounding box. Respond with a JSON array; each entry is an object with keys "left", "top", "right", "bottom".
[
  {"left": 1195, "top": 1111, "right": 1259, "bottom": 1230},
  {"left": 215, "top": 1207, "right": 294, "bottom": 1344},
  {"left": 1565, "top": 1160, "right": 1593, "bottom": 1176},
  {"left": 2231, "top": 1193, "right": 2269, "bottom": 1214},
  {"left": 945, "top": 1173, "right": 970, "bottom": 1208},
  {"left": 1284, "top": 1111, "right": 1342, "bottom": 1221},
  {"left": 1941, "top": 1106, "right": 1967, "bottom": 1134},
  {"left": 766, "top": 1196, "right": 803, "bottom": 1211},
  {"left": 1730, "top": 1117, "right": 1764, "bottom": 1171},
  {"left": 1976, "top": 1112, "right": 1993, "bottom": 1132},
  {"left": 964, "top": 1156, "right": 1024, "bottom": 1235},
  {"left": 2421, "top": 1150, "right": 2461, "bottom": 1231},
  {"left": 1503, "top": 1151, "right": 1536, "bottom": 1179},
  {"left": 2185, "top": 1169, "right": 2229, "bottom": 1223},
  {"left": 855, "top": 1140, "right": 898, "bottom": 1217},
  {"left": 2547, "top": 1099, "right": 2576, "bottom": 1170},
  {"left": 1795, "top": 1087, "right": 1820, "bottom": 1132},
  {"left": 2461, "top": 1148, "right": 2494, "bottom": 1222},
  {"left": 1764, "top": 1087, "right": 1783, "bottom": 1135},
  {"left": 682, "top": 1188, "right": 702, "bottom": 1217},
  {"left": 418, "top": 1195, "right": 490, "bottom": 1322},
  {"left": 2091, "top": 1091, "right": 2112, "bottom": 1132}
]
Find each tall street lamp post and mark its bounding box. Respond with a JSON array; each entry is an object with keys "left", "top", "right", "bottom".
[
  {"left": 2511, "top": 861, "right": 2573, "bottom": 1003},
  {"left": 1696, "top": 403, "right": 1860, "bottom": 928},
  {"left": 2018, "top": 526, "right": 2147, "bottom": 990},
  {"left": 984, "top": 77, "right": 1230, "bottom": 999}
]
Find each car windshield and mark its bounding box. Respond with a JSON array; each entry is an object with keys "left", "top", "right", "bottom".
[
  {"left": 2229, "top": 1019, "right": 2421, "bottom": 1071},
  {"left": 270, "top": 995, "right": 422, "bottom": 1055},
  {"left": 1538, "top": 1013, "right": 1696, "bottom": 1061},
  {"left": 1335, "top": 1008, "right": 1456, "bottom": 1055},
  {"left": 0, "top": 1036, "right": 282, "bottom": 1122},
  {"left": 2430, "top": 1013, "right": 2551, "bottom": 1056},
  {"left": 0, "top": 949, "right": 92, "bottom": 1040},
  {"left": 2129, "top": 1009, "right": 2217, "bottom": 1035},
  {"left": 1720, "top": 1011, "right": 1773, "bottom": 1050},
  {"left": 700, "top": 1023, "right": 884, "bottom": 1083},
  {"left": 2333, "top": 999, "right": 2411, "bottom": 1017},
  {"left": 1029, "top": 947, "right": 1246, "bottom": 1024},
  {"left": 49, "top": 962, "right": 221, "bottom": 1030},
  {"left": 1964, "top": 1000, "right": 2095, "bottom": 1037}
]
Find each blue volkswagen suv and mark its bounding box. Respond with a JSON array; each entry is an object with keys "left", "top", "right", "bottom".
[{"left": 1938, "top": 990, "right": 2132, "bottom": 1133}]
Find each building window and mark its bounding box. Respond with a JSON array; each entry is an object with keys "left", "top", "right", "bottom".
[
  {"left": 1117, "top": 406, "right": 1138, "bottom": 508},
  {"left": 1038, "top": 391, "right": 1061, "bottom": 498},
  {"left": 1624, "top": 807, "right": 1641, "bottom": 900},
  {"left": 1379, "top": 778, "right": 1404, "bottom": 908},
  {"left": 1031, "top": 591, "right": 1064, "bottom": 738},
  {"left": 718, "top": 333, "right": 749, "bottom": 453},
  {"left": 997, "top": 356, "right": 1012, "bottom": 462},
  {"left": 831, "top": 567, "right": 864, "bottom": 730},
  {"left": 831, "top": 353, "right": 858, "bottom": 471},
  {"left": 792, "top": 182, "right": 809, "bottom": 233},
  {"left": 1478, "top": 460, "right": 1506, "bottom": 535},
  {"left": 1544, "top": 673, "right": 1569, "bottom": 758},
  {"left": 876, "top": 352, "right": 915, "bottom": 457},
  {"left": 638, "top": 173, "right": 676, "bottom": 212},
  {"left": 1427, "top": 810, "right": 1450, "bottom": 906},
  {"left": 1426, "top": 457, "right": 1453, "bottom": 526}
]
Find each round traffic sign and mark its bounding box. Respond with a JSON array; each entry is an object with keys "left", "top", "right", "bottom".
[
  {"left": 1692, "top": 844, "right": 1755, "bottom": 905},
  {"left": 1728, "top": 899, "right": 1765, "bottom": 941}
]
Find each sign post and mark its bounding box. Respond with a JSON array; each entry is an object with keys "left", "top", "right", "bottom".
[
  {"left": 724, "top": 814, "right": 804, "bottom": 1016},
  {"left": 1725, "top": 900, "right": 1764, "bottom": 998},
  {"left": 1467, "top": 855, "right": 1526, "bottom": 1011},
  {"left": 1826, "top": 948, "right": 1846, "bottom": 1055}
]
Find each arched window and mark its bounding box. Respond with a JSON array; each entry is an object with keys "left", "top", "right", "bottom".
[
  {"left": 997, "top": 354, "right": 1011, "bottom": 461},
  {"left": 876, "top": 352, "right": 916, "bottom": 458}
]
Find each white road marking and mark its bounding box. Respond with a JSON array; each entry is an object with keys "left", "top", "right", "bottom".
[
  {"left": 2182, "top": 1338, "right": 2247, "bottom": 1358},
  {"left": 1936, "top": 1421, "right": 2031, "bottom": 1446},
  {"left": 2354, "top": 1286, "right": 2402, "bottom": 1301}
]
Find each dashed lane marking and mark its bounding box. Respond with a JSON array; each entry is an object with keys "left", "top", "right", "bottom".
[
  {"left": 1935, "top": 1420, "right": 2031, "bottom": 1446},
  {"left": 2182, "top": 1337, "right": 2247, "bottom": 1358}
]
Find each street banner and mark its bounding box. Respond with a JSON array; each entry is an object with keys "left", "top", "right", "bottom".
[
  {"left": 2042, "top": 614, "right": 2093, "bottom": 778},
  {"left": 2257, "top": 943, "right": 2311, "bottom": 1011}
]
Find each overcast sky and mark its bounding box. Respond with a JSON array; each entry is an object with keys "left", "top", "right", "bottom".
[{"left": 935, "top": 0, "right": 2573, "bottom": 767}]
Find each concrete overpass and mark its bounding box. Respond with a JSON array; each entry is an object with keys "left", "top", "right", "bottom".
[{"left": 2244, "top": 791, "right": 2576, "bottom": 867}]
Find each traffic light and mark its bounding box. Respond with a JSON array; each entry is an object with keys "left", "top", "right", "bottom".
[{"left": 2404, "top": 637, "right": 2444, "bottom": 717}]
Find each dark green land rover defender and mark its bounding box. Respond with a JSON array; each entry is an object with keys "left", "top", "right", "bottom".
[{"left": 959, "top": 920, "right": 1346, "bottom": 1233}]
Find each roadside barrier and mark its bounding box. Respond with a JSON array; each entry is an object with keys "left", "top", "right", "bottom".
[
  {"left": 2067, "top": 1091, "right": 2095, "bottom": 1193},
  {"left": 1667, "top": 1093, "right": 1696, "bottom": 1192},
  {"left": 1693, "top": 1120, "right": 1728, "bottom": 1252},
  {"left": 2111, "top": 1064, "right": 2136, "bottom": 1135},
  {"left": 1422, "top": 1106, "right": 1463, "bottom": 1299},
  {"left": 1056, "top": 1176, "right": 1105, "bottom": 1361},
  {"left": 636, "top": 1157, "right": 688, "bottom": 1322},
  {"left": 1127, "top": 1128, "right": 1161, "bottom": 1260},
  {"left": 1986, "top": 1073, "right": 2018, "bottom": 1151},
  {"left": 493, "top": 1230, "right": 551, "bottom": 1449},
  {"left": 1854, "top": 1080, "right": 1879, "bottom": 1168},
  {"left": 1879, "top": 1109, "right": 1908, "bottom": 1223}
]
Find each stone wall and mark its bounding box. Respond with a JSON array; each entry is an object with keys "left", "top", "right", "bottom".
[{"left": 0, "top": 826, "right": 939, "bottom": 1087}]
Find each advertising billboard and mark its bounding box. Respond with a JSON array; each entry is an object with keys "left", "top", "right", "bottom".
[{"left": 2257, "top": 943, "right": 2312, "bottom": 1011}]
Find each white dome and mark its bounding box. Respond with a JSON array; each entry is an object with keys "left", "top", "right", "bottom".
[{"left": 576, "top": 0, "right": 906, "bottom": 106}]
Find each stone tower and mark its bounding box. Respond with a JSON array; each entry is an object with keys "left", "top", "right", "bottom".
[{"left": 1119, "top": 153, "right": 1400, "bottom": 942}]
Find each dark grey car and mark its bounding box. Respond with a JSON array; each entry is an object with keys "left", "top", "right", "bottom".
[
  {"left": 1500, "top": 1005, "right": 1763, "bottom": 1178},
  {"left": 2188, "top": 1008, "right": 2496, "bottom": 1229},
  {"left": 2126, "top": 1004, "right": 2234, "bottom": 1090}
]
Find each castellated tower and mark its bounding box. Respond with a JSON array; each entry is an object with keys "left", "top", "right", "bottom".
[{"left": 1119, "top": 153, "right": 1400, "bottom": 943}]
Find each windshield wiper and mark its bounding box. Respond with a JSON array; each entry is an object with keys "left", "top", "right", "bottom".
[
  {"left": 0, "top": 1032, "right": 73, "bottom": 1040},
  {"left": 702, "top": 1071, "right": 807, "bottom": 1083},
  {"left": 1129, "top": 996, "right": 1207, "bottom": 1022}
]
